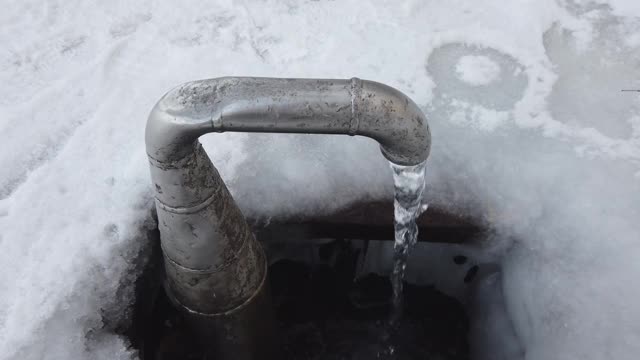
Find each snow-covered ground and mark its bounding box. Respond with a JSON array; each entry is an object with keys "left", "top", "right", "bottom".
[{"left": 1, "top": 0, "right": 640, "bottom": 359}]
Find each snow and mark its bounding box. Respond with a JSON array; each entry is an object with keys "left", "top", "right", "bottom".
[
  {"left": 455, "top": 55, "right": 501, "bottom": 86},
  {"left": 1, "top": 0, "right": 640, "bottom": 359}
]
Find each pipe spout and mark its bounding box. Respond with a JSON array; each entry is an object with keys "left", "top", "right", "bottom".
[{"left": 145, "top": 77, "right": 431, "bottom": 359}]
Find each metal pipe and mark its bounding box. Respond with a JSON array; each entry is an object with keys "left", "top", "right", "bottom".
[{"left": 145, "top": 77, "right": 431, "bottom": 359}]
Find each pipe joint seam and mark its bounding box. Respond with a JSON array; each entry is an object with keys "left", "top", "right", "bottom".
[
  {"left": 165, "top": 254, "right": 269, "bottom": 317},
  {"left": 349, "top": 77, "right": 362, "bottom": 136},
  {"left": 160, "top": 227, "right": 252, "bottom": 274}
]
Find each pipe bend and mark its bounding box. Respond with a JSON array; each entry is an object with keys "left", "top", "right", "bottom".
[
  {"left": 355, "top": 79, "right": 431, "bottom": 166},
  {"left": 146, "top": 77, "right": 431, "bottom": 167},
  {"left": 145, "top": 78, "right": 228, "bottom": 164}
]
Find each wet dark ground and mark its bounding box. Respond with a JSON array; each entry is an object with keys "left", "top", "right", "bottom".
[{"left": 138, "top": 255, "right": 469, "bottom": 360}]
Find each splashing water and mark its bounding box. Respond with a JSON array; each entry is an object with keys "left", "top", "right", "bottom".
[{"left": 389, "top": 160, "right": 428, "bottom": 327}]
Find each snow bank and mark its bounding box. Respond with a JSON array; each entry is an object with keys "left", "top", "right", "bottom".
[{"left": 1, "top": 0, "right": 639, "bottom": 359}]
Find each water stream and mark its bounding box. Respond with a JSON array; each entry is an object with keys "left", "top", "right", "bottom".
[{"left": 389, "top": 160, "right": 428, "bottom": 327}]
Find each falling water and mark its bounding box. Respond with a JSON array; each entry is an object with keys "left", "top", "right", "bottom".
[{"left": 388, "top": 160, "right": 428, "bottom": 327}]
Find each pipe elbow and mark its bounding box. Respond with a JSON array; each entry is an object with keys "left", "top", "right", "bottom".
[
  {"left": 146, "top": 77, "right": 431, "bottom": 167},
  {"left": 145, "top": 79, "right": 230, "bottom": 164},
  {"left": 356, "top": 80, "right": 431, "bottom": 166}
]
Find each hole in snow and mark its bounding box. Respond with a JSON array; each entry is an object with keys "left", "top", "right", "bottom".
[{"left": 427, "top": 43, "right": 528, "bottom": 111}]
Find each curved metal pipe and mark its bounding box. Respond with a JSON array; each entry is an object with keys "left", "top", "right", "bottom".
[
  {"left": 145, "top": 77, "right": 431, "bottom": 358},
  {"left": 147, "top": 77, "right": 430, "bottom": 166}
]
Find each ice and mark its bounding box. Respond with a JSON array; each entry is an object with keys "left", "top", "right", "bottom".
[{"left": 1, "top": 0, "right": 640, "bottom": 359}]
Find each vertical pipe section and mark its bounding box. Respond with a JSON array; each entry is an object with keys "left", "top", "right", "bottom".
[{"left": 150, "top": 140, "right": 274, "bottom": 359}]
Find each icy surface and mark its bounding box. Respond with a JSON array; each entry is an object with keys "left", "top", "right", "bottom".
[{"left": 1, "top": 0, "right": 640, "bottom": 359}]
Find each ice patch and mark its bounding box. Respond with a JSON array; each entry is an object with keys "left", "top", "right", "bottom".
[
  {"left": 545, "top": 22, "right": 640, "bottom": 139},
  {"left": 427, "top": 43, "right": 528, "bottom": 111}
]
